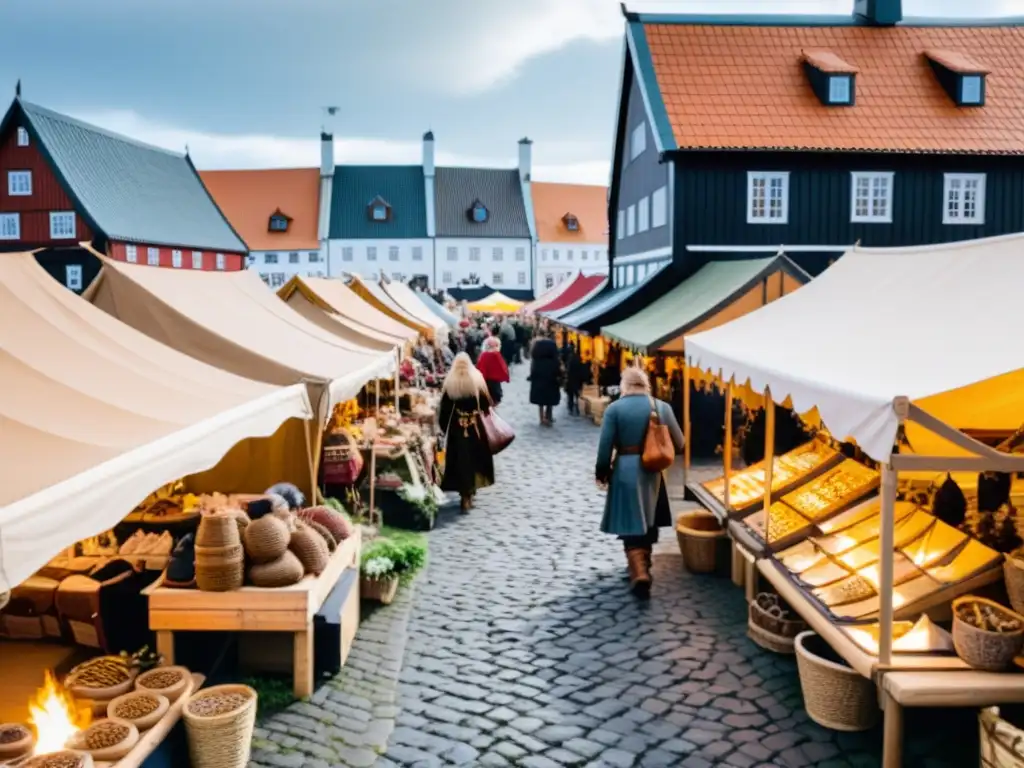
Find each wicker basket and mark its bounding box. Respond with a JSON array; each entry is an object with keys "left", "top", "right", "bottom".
[
  {"left": 980, "top": 706, "right": 1024, "bottom": 768},
  {"left": 195, "top": 558, "right": 244, "bottom": 592},
  {"left": 361, "top": 575, "right": 399, "bottom": 605},
  {"left": 248, "top": 551, "right": 304, "bottom": 588},
  {"left": 183, "top": 684, "right": 257, "bottom": 768},
  {"left": 675, "top": 511, "right": 726, "bottom": 574},
  {"left": 195, "top": 514, "right": 242, "bottom": 549},
  {"left": 953, "top": 596, "right": 1024, "bottom": 671},
  {"left": 242, "top": 515, "right": 290, "bottom": 564},
  {"left": 795, "top": 631, "right": 879, "bottom": 732},
  {"left": 289, "top": 525, "right": 330, "bottom": 576},
  {"left": 1005, "top": 558, "right": 1024, "bottom": 616},
  {"left": 305, "top": 520, "right": 337, "bottom": 551},
  {"left": 748, "top": 594, "right": 807, "bottom": 654}
]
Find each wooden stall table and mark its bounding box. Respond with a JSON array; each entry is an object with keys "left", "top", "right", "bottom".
[{"left": 145, "top": 529, "right": 361, "bottom": 699}]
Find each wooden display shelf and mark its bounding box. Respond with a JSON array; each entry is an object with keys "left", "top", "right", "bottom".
[{"left": 145, "top": 529, "right": 361, "bottom": 698}]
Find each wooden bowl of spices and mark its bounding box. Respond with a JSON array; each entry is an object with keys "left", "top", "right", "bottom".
[
  {"left": 21, "top": 751, "right": 94, "bottom": 768},
  {"left": 66, "top": 717, "right": 139, "bottom": 762},
  {"left": 134, "top": 665, "right": 190, "bottom": 702},
  {"left": 0, "top": 722, "right": 34, "bottom": 761},
  {"left": 107, "top": 690, "right": 170, "bottom": 731}
]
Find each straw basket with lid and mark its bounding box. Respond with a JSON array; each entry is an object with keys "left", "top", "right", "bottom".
[{"left": 183, "top": 684, "right": 257, "bottom": 768}]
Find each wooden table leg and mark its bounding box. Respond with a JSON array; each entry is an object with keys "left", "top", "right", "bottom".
[
  {"left": 155, "top": 631, "right": 175, "bottom": 665},
  {"left": 882, "top": 693, "right": 903, "bottom": 768},
  {"left": 293, "top": 628, "right": 314, "bottom": 700},
  {"left": 731, "top": 543, "right": 745, "bottom": 588},
  {"left": 744, "top": 558, "right": 757, "bottom": 604}
]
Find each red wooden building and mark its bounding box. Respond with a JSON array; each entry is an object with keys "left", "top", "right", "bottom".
[{"left": 0, "top": 95, "right": 248, "bottom": 292}]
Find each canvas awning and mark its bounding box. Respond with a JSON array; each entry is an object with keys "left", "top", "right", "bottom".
[
  {"left": 348, "top": 275, "right": 431, "bottom": 337},
  {"left": 380, "top": 279, "right": 448, "bottom": 337},
  {"left": 467, "top": 292, "right": 524, "bottom": 314},
  {"left": 685, "top": 235, "right": 1024, "bottom": 462},
  {"left": 415, "top": 290, "right": 459, "bottom": 326},
  {"left": 603, "top": 256, "right": 808, "bottom": 354},
  {"left": 277, "top": 276, "right": 409, "bottom": 351},
  {"left": 0, "top": 253, "right": 312, "bottom": 591},
  {"left": 523, "top": 276, "right": 576, "bottom": 313},
  {"left": 542, "top": 275, "right": 608, "bottom": 320},
  {"left": 556, "top": 263, "right": 672, "bottom": 332}
]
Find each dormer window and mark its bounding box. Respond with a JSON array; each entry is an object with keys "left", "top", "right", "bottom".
[
  {"left": 367, "top": 195, "right": 391, "bottom": 222},
  {"left": 268, "top": 209, "right": 291, "bottom": 232},
  {"left": 563, "top": 213, "right": 580, "bottom": 232},
  {"left": 469, "top": 200, "right": 489, "bottom": 223},
  {"left": 926, "top": 50, "right": 988, "bottom": 107},
  {"left": 801, "top": 50, "right": 858, "bottom": 107}
]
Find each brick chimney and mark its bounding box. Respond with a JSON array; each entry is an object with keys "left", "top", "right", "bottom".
[{"left": 854, "top": 0, "right": 901, "bottom": 25}]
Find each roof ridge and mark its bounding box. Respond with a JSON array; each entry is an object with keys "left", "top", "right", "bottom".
[
  {"left": 635, "top": 12, "right": 1024, "bottom": 27},
  {"left": 19, "top": 98, "right": 187, "bottom": 158}
]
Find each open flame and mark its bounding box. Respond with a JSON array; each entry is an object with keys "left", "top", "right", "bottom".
[{"left": 28, "top": 670, "right": 91, "bottom": 755}]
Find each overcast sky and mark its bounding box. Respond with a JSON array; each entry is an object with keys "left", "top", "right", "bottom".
[{"left": 2, "top": 0, "right": 1021, "bottom": 184}]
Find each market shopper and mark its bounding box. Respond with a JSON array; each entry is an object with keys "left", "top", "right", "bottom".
[
  {"left": 499, "top": 319, "right": 517, "bottom": 368},
  {"left": 476, "top": 336, "right": 510, "bottom": 405},
  {"left": 529, "top": 331, "right": 562, "bottom": 426},
  {"left": 595, "top": 367, "right": 685, "bottom": 598},
  {"left": 564, "top": 345, "right": 589, "bottom": 416},
  {"left": 439, "top": 353, "right": 495, "bottom": 512}
]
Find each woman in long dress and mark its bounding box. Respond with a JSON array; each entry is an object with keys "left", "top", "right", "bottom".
[
  {"left": 476, "top": 336, "right": 510, "bottom": 405},
  {"left": 439, "top": 353, "right": 495, "bottom": 512},
  {"left": 595, "top": 367, "right": 685, "bottom": 597}
]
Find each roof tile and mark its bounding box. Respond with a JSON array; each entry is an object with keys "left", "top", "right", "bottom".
[
  {"left": 926, "top": 48, "right": 990, "bottom": 74},
  {"left": 434, "top": 167, "right": 531, "bottom": 238},
  {"left": 531, "top": 182, "right": 608, "bottom": 243},
  {"left": 802, "top": 49, "right": 860, "bottom": 73},
  {"left": 329, "top": 165, "right": 428, "bottom": 240}
]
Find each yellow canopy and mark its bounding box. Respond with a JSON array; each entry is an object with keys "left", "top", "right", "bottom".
[{"left": 467, "top": 292, "right": 524, "bottom": 314}]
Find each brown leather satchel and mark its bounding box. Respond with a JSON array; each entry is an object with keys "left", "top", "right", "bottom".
[{"left": 641, "top": 395, "right": 675, "bottom": 473}]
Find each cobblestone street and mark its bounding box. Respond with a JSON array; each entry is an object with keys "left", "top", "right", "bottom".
[{"left": 253, "top": 367, "right": 978, "bottom": 768}]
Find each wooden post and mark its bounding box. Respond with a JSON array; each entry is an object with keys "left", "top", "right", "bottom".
[
  {"left": 763, "top": 388, "right": 776, "bottom": 552},
  {"left": 375, "top": 379, "right": 381, "bottom": 413},
  {"left": 882, "top": 691, "right": 904, "bottom": 768},
  {"left": 723, "top": 382, "right": 734, "bottom": 511},
  {"left": 683, "top": 360, "right": 692, "bottom": 473},
  {"left": 878, "top": 463, "right": 898, "bottom": 666},
  {"left": 394, "top": 350, "right": 401, "bottom": 413}
]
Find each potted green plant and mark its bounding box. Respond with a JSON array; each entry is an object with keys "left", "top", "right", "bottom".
[{"left": 360, "top": 555, "right": 399, "bottom": 604}]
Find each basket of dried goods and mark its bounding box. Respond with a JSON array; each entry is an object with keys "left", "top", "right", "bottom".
[
  {"left": 107, "top": 690, "right": 170, "bottom": 731},
  {"left": 66, "top": 718, "right": 139, "bottom": 762},
  {"left": 65, "top": 656, "right": 137, "bottom": 701},
  {"left": 1004, "top": 556, "right": 1024, "bottom": 616},
  {"left": 22, "top": 751, "right": 94, "bottom": 768},
  {"left": 0, "top": 723, "right": 34, "bottom": 761},
  {"left": 953, "top": 596, "right": 1024, "bottom": 671},
  {"left": 183, "top": 684, "right": 258, "bottom": 768},
  {"left": 748, "top": 593, "right": 808, "bottom": 654},
  {"left": 795, "top": 631, "right": 879, "bottom": 732},
  {"left": 134, "top": 666, "right": 191, "bottom": 703},
  {"left": 675, "top": 511, "right": 727, "bottom": 574}
]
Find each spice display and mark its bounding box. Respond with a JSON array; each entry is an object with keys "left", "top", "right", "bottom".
[
  {"left": 136, "top": 668, "right": 184, "bottom": 691},
  {"left": 743, "top": 502, "right": 813, "bottom": 544},
  {"left": 782, "top": 460, "right": 879, "bottom": 521},
  {"left": 187, "top": 689, "right": 252, "bottom": 717},
  {"left": 112, "top": 694, "right": 160, "bottom": 719},
  {"left": 22, "top": 752, "right": 90, "bottom": 768},
  {"left": 81, "top": 720, "right": 130, "bottom": 750},
  {"left": 66, "top": 656, "right": 131, "bottom": 688},
  {"left": 957, "top": 601, "right": 1022, "bottom": 633},
  {"left": 0, "top": 724, "right": 29, "bottom": 744}
]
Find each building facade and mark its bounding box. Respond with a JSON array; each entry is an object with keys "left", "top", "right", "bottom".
[
  {"left": 0, "top": 96, "right": 247, "bottom": 293},
  {"left": 201, "top": 167, "right": 323, "bottom": 287},
  {"left": 531, "top": 181, "right": 609, "bottom": 292},
  {"left": 610, "top": 0, "right": 1024, "bottom": 281}
]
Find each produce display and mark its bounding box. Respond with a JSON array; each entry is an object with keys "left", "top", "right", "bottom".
[
  {"left": 21, "top": 752, "right": 92, "bottom": 768},
  {"left": 782, "top": 460, "right": 879, "bottom": 521}
]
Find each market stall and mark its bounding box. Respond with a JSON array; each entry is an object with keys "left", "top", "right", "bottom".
[
  {"left": 347, "top": 275, "right": 432, "bottom": 338},
  {"left": 379, "top": 279, "right": 449, "bottom": 340},
  {"left": 466, "top": 291, "right": 524, "bottom": 314},
  {"left": 535, "top": 273, "right": 607, "bottom": 320},
  {"left": 413, "top": 290, "right": 459, "bottom": 327},
  {"left": 685, "top": 235, "right": 1024, "bottom": 767},
  {"left": 522, "top": 272, "right": 580, "bottom": 314}
]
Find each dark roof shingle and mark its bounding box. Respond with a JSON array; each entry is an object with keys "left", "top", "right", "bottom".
[
  {"left": 329, "top": 165, "right": 427, "bottom": 239},
  {"left": 9, "top": 99, "right": 246, "bottom": 251},
  {"left": 434, "top": 167, "right": 531, "bottom": 238}
]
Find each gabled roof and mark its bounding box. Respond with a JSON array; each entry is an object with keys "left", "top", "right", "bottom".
[
  {"left": 200, "top": 168, "right": 320, "bottom": 251},
  {"left": 329, "top": 165, "right": 427, "bottom": 239},
  {"left": 434, "top": 167, "right": 531, "bottom": 238},
  {"left": 2, "top": 98, "right": 247, "bottom": 251},
  {"left": 531, "top": 182, "right": 608, "bottom": 243},
  {"left": 628, "top": 17, "right": 1024, "bottom": 154}
]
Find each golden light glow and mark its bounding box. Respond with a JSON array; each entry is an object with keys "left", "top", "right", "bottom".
[
  {"left": 844, "top": 615, "right": 953, "bottom": 655},
  {"left": 28, "top": 670, "right": 90, "bottom": 755}
]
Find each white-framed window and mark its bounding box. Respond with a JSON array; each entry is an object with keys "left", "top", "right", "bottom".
[
  {"left": 442, "top": 271, "right": 453, "bottom": 284},
  {"left": 191, "top": 251, "right": 203, "bottom": 269},
  {"left": 308, "top": 251, "right": 321, "bottom": 263},
  {"left": 944, "top": 173, "right": 986, "bottom": 224},
  {"left": 616, "top": 266, "right": 625, "bottom": 286},
  {"left": 341, "top": 247, "right": 353, "bottom": 262},
  {"left": 16, "top": 127, "right": 29, "bottom": 146},
  {"left": 617, "top": 210, "right": 625, "bottom": 240},
  {"left": 447, "top": 246, "right": 457, "bottom": 261},
  {"left": 850, "top": 172, "right": 894, "bottom": 223},
  {"left": 747, "top": 171, "right": 790, "bottom": 224},
  {"left": 389, "top": 246, "right": 399, "bottom": 261},
  {"left": 637, "top": 196, "right": 650, "bottom": 233},
  {"left": 8, "top": 170, "right": 31, "bottom": 196},
  {"left": 493, "top": 247, "right": 503, "bottom": 261},
  {"left": 171, "top": 249, "right": 183, "bottom": 268},
  {"left": 492, "top": 272, "right": 503, "bottom": 285},
  {"left": 0, "top": 212, "right": 19, "bottom": 240},
  {"left": 626, "top": 204, "right": 636, "bottom": 236},
  {"left": 541, "top": 249, "right": 548, "bottom": 261},
  {"left": 125, "top": 244, "right": 138, "bottom": 263},
  {"left": 215, "top": 253, "right": 226, "bottom": 270},
  {"left": 147, "top": 247, "right": 160, "bottom": 266},
  {"left": 412, "top": 246, "right": 423, "bottom": 261},
  {"left": 65, "top": 264, "right": 83, "bottom": 290},
  {"left": 567, "top": 250, "right": 574, "bottom": 262},
  {"left": 367, "top": 246, "right": 377, "bottom": 261},
  {"left": 270, "top": 273, "right": 286, "bottom": 288},
  {"left": 630, "top": 121, "right": 646, "bottom": 161},
  {"left": 545, "top": 274, "right": 554, "bottom": 289},
  {"left": 265, "top": 253, "right": 279, "bottom": 264},
  {"left": 829, "top": 75, "right": 852, "bottom": 105},
  {"left": 469, "top": 247, "right": 480, "bottom": 261},
  {"left": 628, "top": 265, "right": 636, "bottom": 285},
  {"left": 289, "top": 252, "right": 300, "bottom": 264},
  {"left": 515, "top": 247, "right": 526, "bottom": 261},
  {"left": 552, "top": 249, "right": 559, "bottom": 261},
  {"left": 961, "top": 75, "right": 983, "bottom": 105},
  {"left": 581, "top": 250, "right": 589, "bottom": 260},
  {"left": 518, "top": 271, "right": 526, "bottom": 285},
  {"left": 651, "top": 185, "right": 668, "bottom": 228}
]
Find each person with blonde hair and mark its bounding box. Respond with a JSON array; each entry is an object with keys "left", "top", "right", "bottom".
[
  {"left": 595, "top": 365, "right": 685, "bottom": 597},
  {"left": 439, "top": 352, "right": 495, "bottom": 512}
]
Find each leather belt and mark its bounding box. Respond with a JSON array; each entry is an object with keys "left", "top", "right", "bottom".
[{"left": 617, "top": 445, "right": 642, "bottom": 455}]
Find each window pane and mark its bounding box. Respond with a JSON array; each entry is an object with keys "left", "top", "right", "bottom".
[
  {"left": 829, "top": 76, "right": 851, "bottom": 104},
  {"left": 961, "top": 76, "right": 982, "bottom": 104}
]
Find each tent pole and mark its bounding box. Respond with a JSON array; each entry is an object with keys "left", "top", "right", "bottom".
[
  {"left": 683, "top": 360, "right": 692, "bottom": 473},
  {"left": 723, "top": 381, "right": 733, "bottom": 512},
  {"left": 762, "top": 388, "right": 775, "bottom": 556},
  {"left": 394, "top": 350, "right": 401, "bottom": 414},
  {"left": 878, "top": 463, "right": 897, "bottom": 666},
  {"left": 375, "top": 379, "right": 381, "bottom": 413}
]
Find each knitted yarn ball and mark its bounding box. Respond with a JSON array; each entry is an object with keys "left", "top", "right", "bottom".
[
  {"left": 243, "top": 515, "right": 291, "bottom": 564},
  {"left": 289, "top": 523, "right": 330, "bottom": 576},
  {"left": 265, "top": 483, "right": 305, "bottom": 510},
  {"left": 304, "top": 520, "right": 337, "bottom": 552},
  {"left": 299, "top": 506, "right": 353, "bottom": 543},
  {"left": 248, "top": 550, "right": 304, "bottom": 588}
]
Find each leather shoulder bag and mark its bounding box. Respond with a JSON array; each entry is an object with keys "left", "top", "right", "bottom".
[
  {"left": 478, "top": 393, "right": 516, "bottom": 455},
  {"left": 641, "top": 396, "right": 675, "bottom": 473}
]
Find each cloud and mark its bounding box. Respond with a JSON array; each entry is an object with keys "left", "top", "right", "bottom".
[{"left": 70, "top": 109, "right": 612, "bottom": 185}]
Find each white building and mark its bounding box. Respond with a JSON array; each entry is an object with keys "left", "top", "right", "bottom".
[{"left": 531, "top": 181, "right": 609, "bottom": 292}]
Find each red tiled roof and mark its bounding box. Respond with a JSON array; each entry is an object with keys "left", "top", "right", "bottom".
[
  {"left": 926, "top": 48, "right": 989, "bottom": 74},
  {"left": 644, "top": 23, "right": 1024, "bottom": 154},
  {"left": 802, "top": 50, "right": 859, "bottom": 73},
  {"left": 537, "top": 274, "right": 606, "bottom": 313}
]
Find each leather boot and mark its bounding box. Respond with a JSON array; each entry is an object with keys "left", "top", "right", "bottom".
[
  {"left": 626, "top": 548, "right": 652, "bottom": 598},
  {"left": 645, "top": 549, "right": 654, "bottom": 584}
]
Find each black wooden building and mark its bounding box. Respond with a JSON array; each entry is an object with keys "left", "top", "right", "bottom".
[{"left": 609, "top": 0, "right": 1024, "bottom": 280}]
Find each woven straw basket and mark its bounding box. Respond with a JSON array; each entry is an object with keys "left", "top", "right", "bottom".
[
  {"left": 980, "top": 706, "right": 1024, "bottom": 768},
  {"left": 243, "top": 515, "right": 290, "bottom": 564},
  {"left": 1005, "top": 558, "right": 1024, "bottom": 616},
  {"left": 249, "top": 551, "right": 304, "bottom": 588},
  {"left": 675, "top": 511, "right": 726, "bottom": 574},
  {"left": 795, "top": 631, "right": 879, "bottom": 732},
  {"left": 361, "top": 575, "right": 399, "bottom": 605},
  {"left": 953, "top": 596, "right": 1024, "bottom": 671},
  {"left": 183, "top": 684, "right": 257, "bottom": 768},
  {"left": 748, "top": 598, "right": 807, "bottom": 655},
  {"left": 196, "top": 514, "right": 241, "bottom": 549}
]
